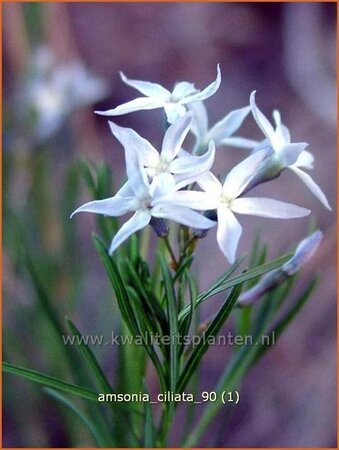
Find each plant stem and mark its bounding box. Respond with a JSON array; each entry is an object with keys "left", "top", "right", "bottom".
[
  {"left": 182, "top": 341, "right": 259, "bottom": 447},
  {"left": 163, "top": 236, "right": 178, "bottom": 270},
  {"left": 140, "top": 225, "right": 151, "bottom": 260},
  {"left": 158, "top": 402, "right": 174, "bottom": 447}
]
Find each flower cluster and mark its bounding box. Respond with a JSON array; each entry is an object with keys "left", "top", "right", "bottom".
[{"left": 72, "top": 66, "right": 330, "bottom": 263}]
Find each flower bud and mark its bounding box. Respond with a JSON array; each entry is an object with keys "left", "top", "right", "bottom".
[
  {"left": 238, "top": 230, "right": 323, "bottom": 307},
  {"left": 282, "top": 230, "right": 323, "bottom": 276},
  {"left": 150, "top": 217, "right": 169, "bottom": 238}
]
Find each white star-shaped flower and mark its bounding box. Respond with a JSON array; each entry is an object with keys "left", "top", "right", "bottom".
[
  {"left": 71, "top": 146, "right": 215, "bottom": 255},
  {"left": 161, "top": 150, "right": 310, "bottom": 263},
  {"left": 188, "top": 101, "right": 258, "bottom": 153},
  {"left": 250, "top": 91, "right": 331, "bottom": 210},
  {"left": 108, "top": 112, "right": 215, "bottom": 189},
  {"left": 95, "top": 65, "right": 221, "bottom": 124}
]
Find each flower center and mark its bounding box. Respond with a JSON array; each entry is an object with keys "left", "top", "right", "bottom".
[
  {"left": 220, "top": 195, "right": 233, "bottom": 208},
  {"left": 154, "top": 158, "right": 170, "bottom": 175},
  {"left": 139, "top": 196, "right": 153, "bottom": 211}
]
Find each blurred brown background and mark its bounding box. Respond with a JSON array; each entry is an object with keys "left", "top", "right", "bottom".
[{"left": 3, "top": 2, "right": 336, "bottom": 447}]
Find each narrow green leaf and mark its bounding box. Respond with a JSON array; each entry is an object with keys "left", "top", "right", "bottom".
[
  {"left": 122, "top": 257, "right": 168, "bottom": 336},
  {"left": 143, "top": 382, "right": 155, "bottom": 447},
  {"left": 179, "top": 253, "right": 293, "bottom": 322},
  {"left": 79, "top": 159, "right": 97, "bottom": 196},
  {"left": 129, "top": 234, "right": 139, "bottom": 266},
  {"left": 23, "top": 250, "right": 86, "bottom": 385},
  {"left": 125, "top": 286, "right": 160, "bottom": 341},
  {"left": 159, "top": 253, "right": 178, "bottom": 393},
  {"left": 96, "top": 162, "right": 113, "bottom": 199},
  {"left": 45, "top": 388, "right": 111, "bottom": 447},
  {"left": 177, "top": 282, "right": 243, "bottom": 393},
  {"left": 179, "top": 270, "right": 198, "bottom": 339},
  {"left": 124, "top": 286, "right": 167, "bottom": 392},
  {"left": 182, "top": 277, "right": 318, "bottom": 448},
  {"left": 92, "top": 233, "right": 139, "bottom": 336},
  {"left": 201, "top": 253, "right": 292, "bottom": 301},
  {"left": 3, "top": 362, "right": 98, "bottom": 401},
  {"left": 66, "top": 319, "right": 113, "bottom": 394},
  {"left": 173, "top": 255, "right": 194, "bottom": 282}
]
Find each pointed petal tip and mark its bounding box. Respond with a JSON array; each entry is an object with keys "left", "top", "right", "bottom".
[
  {"left": 94, "top": 110, "right": 110, "bottom": 116},
  {"left": 70, "top": 208, "right": 81, "bottom": 219},
  {"left": 249, "top": 91, "right": 257, "bottom": 108}
]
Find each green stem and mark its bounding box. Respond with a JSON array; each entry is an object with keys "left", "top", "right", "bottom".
[
  {"left": 163, "top": 236, "right": 178, "bottom": 270},
  {"left": 158, "top": 402, "right": 174, "bottom": 447},
  {"left": 140, "top": 226, "right": 151, "bottom": 261},
  {"left": 182, "top": 334, "right": 262, "bottom": 447}
]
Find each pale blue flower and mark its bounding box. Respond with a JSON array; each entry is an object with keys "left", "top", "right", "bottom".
[
  {"left": 71, "top": 146, "right": 215, "bottom": 255},
  {"left": 96, "top": 66, "right": 221, "bottom": 124},
  {"left": 189, "top": 101, "right": 258, "bottom": 154},
  {"left": 250, "top": 91, "right": 331, "bottom": 210},
  {"left": 162, "top": 150, "right": 310, "bottom": 263},
  {"left": 108, "top": 112, "right": 215, "bottom": 189}
]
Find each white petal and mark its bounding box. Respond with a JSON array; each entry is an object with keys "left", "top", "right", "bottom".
[
  {"left": 223, "top": 149, "right": 267, "bottom": 199},
  {"left": 109, "top": 210, "right": 151, "bottom": 254},
  {"left": 197, "top": 170, "right": 222, "bottom": 195},
  {"left": 250, "top": 91, "right": 277, "bottom": 147},
  {"left": 164, "top": 103, "right": 187, "bottom": 124},
  {"left": 251, "top": 138, "right": 273, "bottom": 155},
  {"left": 174, "top": 173, "right": 204, "bottom": 190},
  {"left": 272, "top": 110, "right": 281, "bottom": 127},
  {"left": 207, "top": 106, "right": 250, "bottom": 144},
  {"left": 149, "top": 173, "right": 176, "bottom": 199},
  {"left": 180, "top": 64, "right": 221, "bottom": 104},
  {"left": 279, "top": 142, "right": 309, "bottom": 166},
  {"left": 170, "top": 140, "right": 215, "bottom": 175},
  {"left": 172, "top": 149, "right": 204, "bottom": 189},
  {"left": 273, "top": 112, "right": 291, "bottom": 146},
  {"left": 293, "top": 150, "right": 314, "bottom": 170},
  {"left": 219, "top": 136, "right": 260, "bottom": 149},
  {"left": 95, "top": 96, "right": 166, "bottom": 116},
  {"left": 109, "top": 121, "right": 159, "bottom": 167},
  {"left": 275, "top": 123, "right": 291, "bottom": 144},
  {"left": 161, "top": 112, "right": 192, "bottom": 161},
  {"left": 70, "top": 196, "right": 138, "bottom": 218},
  {"left": 216, "top": 206, "right": 243, "bottom": 264},
  {"left": 232, "top": 197, "right": 311, "bottom": 218},
  {"left": 115, "top": 181, "right": 133, "bottom": 197},
  {"left": 172, "top": 82, "right": 198, "bottom": 99},
  {"left": 188, "top": 101, "right": 209, "bottom": 143},
  {"left": 152, "top": 204, "right": 216, "bottom": 229},
  {"left": 118, "top": 137, "right": 149, "bottom": 198},
  {"left": 156, "top": 190, "right": 218, "bottom": 211},
  {"left": 289, "top": 166, "right": 332, "bottom": 210},
  {"left": 120, "top": 71, "right": 170, "bottom": 98}
]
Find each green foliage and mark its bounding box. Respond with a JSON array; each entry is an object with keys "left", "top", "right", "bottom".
[{"left": 4, "top": 159, "right": 320, "bottom": 447}]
